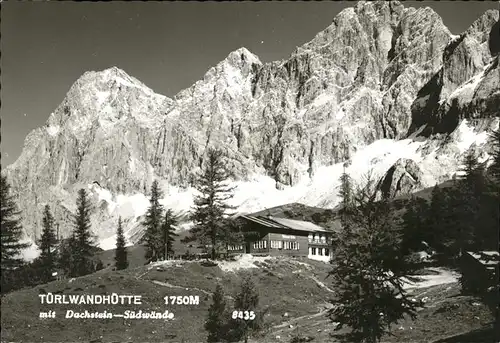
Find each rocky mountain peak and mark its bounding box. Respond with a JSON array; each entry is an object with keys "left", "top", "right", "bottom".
[
  {"left": 466, "top": 9, "right": 499, "bottom": 38},
  {"left": 5, "top": 1, "right": 499, "bottom": 248},
  {"left": 68, "top": 66, "right": 156, "bottom": 101},
  {"left": 173, "top": 47, "right": 261, "bottom": 107},
  {"left": 224, "top": 47, "right": 262, "bottom": 67},
  {"left": 46, "top": 66, "right": 172, "bottom": 136}
]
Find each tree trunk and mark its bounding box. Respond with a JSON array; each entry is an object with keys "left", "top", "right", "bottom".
[
  {"left": 211, "top": 227, "right": 216, "bottom": 260},
  {"left": 164, "top": 238, "right": 168, "bottom": 261}
]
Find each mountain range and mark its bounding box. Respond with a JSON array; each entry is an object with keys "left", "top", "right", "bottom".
[{"left": 4, "top": 1, "right": 499, "bottom": 253}]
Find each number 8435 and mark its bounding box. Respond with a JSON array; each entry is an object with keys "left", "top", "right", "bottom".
[{"left": 232, "top": 310, "right": 255, "bottom": 320}]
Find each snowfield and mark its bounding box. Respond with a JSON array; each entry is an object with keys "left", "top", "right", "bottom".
[
  {"left": 19, "top": 239, "right": 40, "bottom": 262},
  {"left": 402, "top": 268, "right": 460, "bottom": 290},
  {"left": 86, "top": 117, "right": 495, "bottom": 250},
  {"left": 19, "top": 116, "right": 495, "bottom": 254}
]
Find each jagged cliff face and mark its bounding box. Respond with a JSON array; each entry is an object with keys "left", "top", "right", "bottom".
[
  {"left": 4, "top": 1, "right": 500, "bottom": 246},
  {"left": 410, "top": 9, "right": 500, "bottom": 136}
]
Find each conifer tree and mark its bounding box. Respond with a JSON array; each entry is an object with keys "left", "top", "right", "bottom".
[
  {"left": 448, "top": 151, "right": 489, "bottom": 256},
  {"left": 72, "top": 188, "right": 97, "bottom": 277},
  {"left": 185, "top": 148, "right": 236, "bottom": 260},
  {"left": 141, "top": 180, "right": 164, "bottom": 262},
  {"left": 489, "top": 127, "right": 500, "bottom": 181},
  {"left": 487, "top": 126, "right": 500, "bottom": 252},
  {"left": 1, "top": 175, "right": 30, "bottom": 291},
  {"left": 401, "top": 196, "right": 430, "bottom": 256},
  {"left": 222, "top": 217, "right": 252, "bottom": 256},
  {"left": 161, "top": 209, "right": 179, "bottom": 260},
  {"left": 427, "top": 185, "right": 460, "bottom": 258},
  {"left": 115, "top": 217, "right": 128, "bottom": 270},
  {"left": 205, "top": 284, "right": 228, "bottom": 343},
  {"left": 338, "top": 170, "right": 354, "bottom": 209},
  {"left": 328, "top": 174, "right": 418, "bottom": 343},
  {"left": 59, "top": 234, "right": 76, "bottom": 277},
  {"left": 459, "top": 150, "right": 487, "bottom": 196},
  {"left": 230, "top": 275, "right": 263, "bottom": 343},
  {"left": 38, "top": 205, "right": 58, "bottom": 282}
]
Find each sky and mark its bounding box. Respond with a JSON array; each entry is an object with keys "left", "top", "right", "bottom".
[{"left": 1, "top": 1, "right": 499, "bottom": 166}]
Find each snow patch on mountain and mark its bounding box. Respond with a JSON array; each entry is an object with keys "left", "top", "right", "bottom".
[
  {"left": 447, "top": 63, "right": 490, "bottom": 105},
  {"left": 46, "top": 125, "right": 60, "bottom": 136},
  {"left": 19, "top": 239, "right": 40, "bottom": 262},
  {"left": 312, "top": 93, "right": 336, "bottom": 108},
  {"left": 96, "top": 91, "right": 110, "bottom": 106},
  {"left": 90, "top": 115, "right": 495, "bottom": 250},
  {"left": 452, "top": 119, "right": 490, "bottom": 153},
  {"left": 71, "top": 113, "right": 92, "bottom": 135}
]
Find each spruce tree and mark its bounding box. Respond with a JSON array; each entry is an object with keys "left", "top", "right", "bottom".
[
  {"left": 328, "top": 174, "right": 418, "bottom": 343},
  {"left": 141, "top": 180, "right": 164, "bottom": 263},
  {"left": 222, "top": 217, "right": 250, "bottom": 256},
  {"left": 230, "top": 275, "right": 263, "bottom": 343},
  {"left": 38, "top": 205, "right": 59, "bottom": 282},
  {"left": 59, "top": 234, "right": 76, "bottom": 278},
  {"left": 185, "top": 148, "right": 236, "bottom": 260},
  {"left": 459, "top": 150, "right": 487, "bottom": 196},
  {"left": 489, "top": 127, "right": 500, "bottom": 181},
  {"left": 401, "top": 196, "right": 430, "bottom": 256},
  {"left": 427, "top": 185, "right": 459, "bottom": 258},
  {"left": 449, "top": 151, "right": 489, "bottom": 256},
  {"left": 205, "top": 284, "right": 228, "bottom": 343},
  {"left": 72, "top": 188, "right": 97, "bottom": 277},
  {"left": 115, "top": 217, "right": 128, "bottom": 270},
  {"left": 338, "top": 170, "right": 354, "bottom": 208},
  {"left": 487, "top": 126, "right": 500, "bottom": 252},
  {"left": 1, "top": 175, "right": 30, "bottom": 291},
  {"left": 161, "top": 209, "right": 179, "bottom": 260}
]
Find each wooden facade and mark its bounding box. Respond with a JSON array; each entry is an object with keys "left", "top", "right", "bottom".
[{"left": 232, "top": 215, "right": 334, "bottom": 260}]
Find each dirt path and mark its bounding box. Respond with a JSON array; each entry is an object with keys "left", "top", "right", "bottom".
[
  {"left": 307, "top": 275, "right": 335, "bottom": 293},
  {"left": 149, "top": 279, "right": 235, "bottom": 301},
  {"left": 269, "top": 303, "right": 334, "bottom": 337},
  {"left": 150, "top": 280, "right": 212, "bottom": 296}
]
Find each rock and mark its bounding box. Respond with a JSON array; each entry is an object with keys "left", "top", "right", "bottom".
[
  {"left": 283, "top": 312, "right": 289, "bottom": 317},
  {"left": 408, "top": 10, "right": 499, "bottom": 137},
  {"left": 378, "top": 158, "right": 424, "bottom": 198},
  {"left": 275, "top": 182, "right": 286, "bottom": 190}
]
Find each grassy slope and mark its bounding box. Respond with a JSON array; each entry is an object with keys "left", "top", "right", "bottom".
[
  {"left": 0, "top": 257, "right": 333, "bottom": 343},
  {"left": 267, "top": 282, "right": 495, "bottom": 343},
  {"left": 1, "top": 256, "right": 495, "bottom": 343}
]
